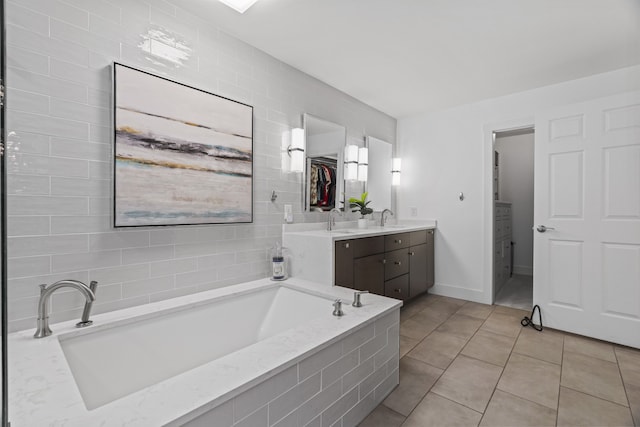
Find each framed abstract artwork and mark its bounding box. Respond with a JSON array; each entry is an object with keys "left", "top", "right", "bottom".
[{"left": 113, "top": 63, "right": 253, "bottom": 227}]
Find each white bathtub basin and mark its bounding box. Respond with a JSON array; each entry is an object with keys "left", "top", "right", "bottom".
[{"left": 59, "top": 285, "right": 331, "bottom": 410}]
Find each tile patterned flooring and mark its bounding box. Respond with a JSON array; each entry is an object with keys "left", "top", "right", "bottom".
[{"left": 359, "top": 293, "right": 640, "bottom": 427}]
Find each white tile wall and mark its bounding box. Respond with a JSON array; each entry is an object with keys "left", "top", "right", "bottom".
[
  {"left": 183, "top": 310, "right": 400, "bottom": 427},
  {"left": 5, "top": 0, "right": 397, "bottom": 332}
]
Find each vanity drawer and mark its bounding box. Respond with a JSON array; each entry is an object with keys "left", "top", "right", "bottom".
[
  {"left": 353, "top": 236, "right": 384, "bottom": 258},
  {"left": 385, "top": 274, "right": 409, "bottom": 301},
  {"left": 385, "top": 232, "right": 411, "bottom": 251},
  {"left": 385, "top": 248, "right": 409, "bottom": 280},
  {"left": 410, "top": 230, "right": 428, "bottom": 246}
]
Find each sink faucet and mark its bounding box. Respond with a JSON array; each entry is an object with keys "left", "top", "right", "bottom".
[
  {"left": 381, "top": 209, "right": 394, "bottom": 226},
  {"left": 328, "top": 208, "right": 342, "bottom": 231},
  {"left": 34, "top": 279, "right": 97, "bottom": 338}
]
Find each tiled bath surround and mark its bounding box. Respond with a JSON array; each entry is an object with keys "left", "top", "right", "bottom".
[
  {"left": 182, "top": 310, "right": 400, "bottom": 427},
  {"left": 5, "top": 0, "right": 396, "bottom": 331}
]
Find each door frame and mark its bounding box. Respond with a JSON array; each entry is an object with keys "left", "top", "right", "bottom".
[{"left": 482, "top": 117, "right": 534, "bottom": 304}]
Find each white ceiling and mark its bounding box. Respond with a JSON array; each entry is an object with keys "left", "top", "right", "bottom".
[{"left": 182, "top": 0, "right": 640, "bottom": 118}]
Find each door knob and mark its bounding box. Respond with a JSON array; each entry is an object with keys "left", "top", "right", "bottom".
[{"left": 536, "top": 225, "right": 555, "bottom": 233}]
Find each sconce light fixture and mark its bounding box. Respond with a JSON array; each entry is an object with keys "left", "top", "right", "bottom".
[
  {"left": 287, "top": 128, "right": 305, "bottom": 173},
  {"left": 218, "top": 0, "right": 260, "bottom": 13},
  {"left": 391, "top": 158, "right": 402, "bottom": 186},
  {"left": 357, "top": 147, "right": 368, "bottom": 182},
  {"left": 344, "top": 144, "right": 359, "bottom": 181}
]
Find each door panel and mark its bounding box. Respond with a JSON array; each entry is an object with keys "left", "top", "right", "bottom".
[
  {"left": 603, "top": 145, "right": 640, "bottom": 219},
  {"left": 547, "top": 240, "right": 583, "bottom": 309},
  {"left": 534, "top": 91, "right": 640, "bottom": 348},
  {"left": 549, "top": 151, "right": 583, "bottom": 218},
  {"left": 602, "top": 243, "right": 640, "bottom": 319}
]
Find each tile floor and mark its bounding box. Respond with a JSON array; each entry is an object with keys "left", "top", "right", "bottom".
[
  {"left": 359, "top": 293, "right": 639, "bottom": 427},
  {"left": 494, "top": 274, "right": 533, "bottom": 311}
]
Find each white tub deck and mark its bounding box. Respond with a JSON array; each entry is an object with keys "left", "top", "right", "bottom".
[{"left": 8, "top": 278, "right": 402, "bottom": 426}]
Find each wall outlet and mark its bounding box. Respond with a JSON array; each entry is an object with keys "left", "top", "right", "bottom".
[
  {"left": 284, "top": 204, "right": 293, "bottom": 223},
  {"left": 410, "top": 207, "right": 418, "bottom": 217}
]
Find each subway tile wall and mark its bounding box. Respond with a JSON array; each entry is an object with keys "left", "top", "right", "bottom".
[
  {"left": 5, "top": 0, "right": 397, "bottom": 332},
  {"left": 183, "top": 310, "right": 400, "bottom": 427}
]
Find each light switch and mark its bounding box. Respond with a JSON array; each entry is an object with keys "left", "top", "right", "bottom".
[{"left": 284, "top": 204, "right": 293, "bottom": 223}]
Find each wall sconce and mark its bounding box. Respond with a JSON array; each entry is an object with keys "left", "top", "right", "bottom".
[
  {"left": 344, "top": 144, "right": 359, "bottom": 181},
  {"left": 218, "top": 0, "right": 260, "bottom": 13},
  {"left": 357, "top": 147, "right": 368, "bottom": 182},
  {"left": 391, "top": 158, "right": 402, "bottom": 186},
  {"left": 288, "top": 128, "right": 305, "bottom": 172}
]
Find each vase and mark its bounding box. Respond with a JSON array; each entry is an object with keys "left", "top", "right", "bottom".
[{"left": 357, "top": 218, "right": 368, "bottom": 229}]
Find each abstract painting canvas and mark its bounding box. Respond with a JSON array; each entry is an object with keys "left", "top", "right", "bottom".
[{"left": 113, "top": 63, "right": 253, "bottom": 227}]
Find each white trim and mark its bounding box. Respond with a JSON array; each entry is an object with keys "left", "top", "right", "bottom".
[
  {"left": 429, "top": 282, "right": 488, "bottom": 304},
  {"left": 483, "top": 117, "right": 535, "bottom": 305}
]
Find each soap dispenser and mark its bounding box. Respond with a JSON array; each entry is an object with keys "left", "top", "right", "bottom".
[{"left": 271, "top": 242, "right": 286, "bottom": 281}]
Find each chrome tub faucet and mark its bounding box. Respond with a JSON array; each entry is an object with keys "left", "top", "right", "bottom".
[{"left": 34, "top": 279, "right": 97, "bottom": 338}]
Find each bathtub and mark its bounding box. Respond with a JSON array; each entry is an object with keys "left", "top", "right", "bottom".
[{"left": 9, "top": 278, "right": 402, "bottom": 426}]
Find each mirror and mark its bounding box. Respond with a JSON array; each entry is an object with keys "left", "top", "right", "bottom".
[
  {"left": 365, "top": 136, "right": 393, "bottom": 211},
  {"left": 303, "top": 114, "right": 346, "bottom": 211}
]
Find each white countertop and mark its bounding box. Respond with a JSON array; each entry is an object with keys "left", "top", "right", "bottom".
[
  {"left": 8, "top": 278, "right": 401, "bottom": 427},
  {"left": 283, "top": 219, "right": 437, "bottom": 241}
]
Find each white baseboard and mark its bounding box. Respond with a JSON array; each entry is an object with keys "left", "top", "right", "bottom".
[
  {"left": 513, "top": 265, "right": 533, "bottom": 276},
  {"left": 429, "top": 282, "right": 490, "bottom": 305}
]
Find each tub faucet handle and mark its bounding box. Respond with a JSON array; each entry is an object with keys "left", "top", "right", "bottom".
[
  {"left": 332, "top": 299, "right": 344, "bottom": 317},
  {"left": 352, "top": 290, "right": 369, "bottom": 307}
]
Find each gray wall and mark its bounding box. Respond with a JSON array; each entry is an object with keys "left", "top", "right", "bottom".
[{"left": 5, "top": 0, "right": 396, "bottom": 331}]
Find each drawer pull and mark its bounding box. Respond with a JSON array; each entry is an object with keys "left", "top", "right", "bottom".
[
  {"left": 409, "top": 252, "right": 415, "bottom": 256},
  {"left": 344, "top": 243, "right": 350, "bottom": 249},
  {"left": 394, "top": 288, "right": 402, "bottom": 293},
  {"left": 394, "top": 261, "right": 402, "bottom": 265},
  {"left": 428, "top": 230, "right": 433, "bottom": 235},
  {"left": 395, "top": 239, "right": 402, "bottom": 244},
  {"left": 382, "top": 259, "right": 387, "bottom": 264}
]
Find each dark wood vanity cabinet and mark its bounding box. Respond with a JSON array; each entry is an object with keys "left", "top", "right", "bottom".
[{"left": 334, "top": 229, "right": 434, "bottom": 301}]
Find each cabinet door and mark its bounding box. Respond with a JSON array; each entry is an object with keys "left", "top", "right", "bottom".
[
  {"left": 385, "top": 274, "right": 410, "bottom": 301},
  {"left": 334, "top": 240, "right": 354, "bottom": 288},
  {"left": 426, "top": 229, "right": 435, "bottom": 288},
  {"left": 354, "top": 254, "right": 385, "bottom": 295},
  {"left": 409, "top": 243, "right": 428, "bottom": 298}
]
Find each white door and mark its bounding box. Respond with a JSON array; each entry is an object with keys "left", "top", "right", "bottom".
[{"left": 533, "top": 91, "right": 640, "bottom": 349}]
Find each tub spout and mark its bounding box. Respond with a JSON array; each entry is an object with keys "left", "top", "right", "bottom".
[
  {"left": 34, "top": 279, "right": 96, "bottom": 338},
  {"left": 76, "top": 281, "right": 98, "bottom": 328}
]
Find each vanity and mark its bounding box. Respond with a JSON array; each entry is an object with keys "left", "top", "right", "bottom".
[{"left": 283, "top": 221, "right": 436, "bottom": 300}]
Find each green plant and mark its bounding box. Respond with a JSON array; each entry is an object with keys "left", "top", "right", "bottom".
[{"left": 349, "top": 192, "right": 373, "bottom": 218}]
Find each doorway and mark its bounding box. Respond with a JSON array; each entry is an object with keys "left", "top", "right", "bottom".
[{"left": 492, "top": 127, "right": 534, "bottom": 310}]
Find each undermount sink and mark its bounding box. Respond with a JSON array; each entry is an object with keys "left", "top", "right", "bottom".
[{"left": 329, "top": 230, "right": 355, "bottom": 234}]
